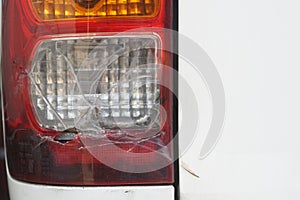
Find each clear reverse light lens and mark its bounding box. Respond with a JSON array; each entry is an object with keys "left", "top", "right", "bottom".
[{"left": 29, "top": 35, "right": 161, "bottom": 131}]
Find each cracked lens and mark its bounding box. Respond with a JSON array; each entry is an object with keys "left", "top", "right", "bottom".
[{"left": 29, "top": 36, "right": 161, "bottom": 131}]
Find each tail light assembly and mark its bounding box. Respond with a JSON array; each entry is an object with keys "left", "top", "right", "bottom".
[{"left": 2, "top": 0, "right": 178, "bottom": 198}]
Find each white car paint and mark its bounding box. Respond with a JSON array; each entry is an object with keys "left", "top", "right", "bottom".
[
  {"left": 180, "top": 0, "right": 300, "bottom": 200},
  {"left": 7, "top": 172, "right": 174, "bottom": 200}
]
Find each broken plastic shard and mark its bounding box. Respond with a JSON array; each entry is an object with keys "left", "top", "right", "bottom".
[{"left": 54, "top": 127, "right": 79, "bottom": 143}]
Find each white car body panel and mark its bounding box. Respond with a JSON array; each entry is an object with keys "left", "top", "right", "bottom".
[
  {"left": 180, "top": 0, "right": 300, "bottom": 200},
  {"left": 7, "top": 172, "right": 174, "bottom": 200}
]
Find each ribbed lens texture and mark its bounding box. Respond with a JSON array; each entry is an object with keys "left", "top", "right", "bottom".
[
  {"left": 30, "top": 36, "right": 160, "bottom": 131},
  {"left": 31, "top": 0, "right": 157, "bottom": 20}
]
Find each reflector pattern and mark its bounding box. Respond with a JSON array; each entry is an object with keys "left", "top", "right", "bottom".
[
  {"left": 29, "top": 36, "right": 161, "bottom": 130},
  {"left": 31, "top": 0, "right": 157, "bottom": 20}
]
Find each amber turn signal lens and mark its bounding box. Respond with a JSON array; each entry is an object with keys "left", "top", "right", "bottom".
[{"left": 30, "top": 0, "right": 158, "bottom": 21}]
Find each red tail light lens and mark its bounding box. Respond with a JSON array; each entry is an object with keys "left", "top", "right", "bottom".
[{"left": 2, "top": 0, "right": 176, "bottom": 186}]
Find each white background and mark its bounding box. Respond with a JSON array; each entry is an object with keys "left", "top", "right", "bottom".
[{"left": 180, "top": 0, "right": 300, "bottom": 199}]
